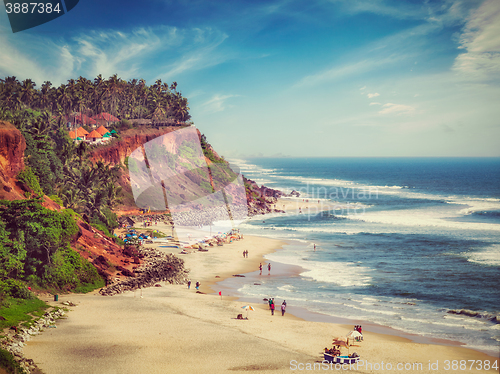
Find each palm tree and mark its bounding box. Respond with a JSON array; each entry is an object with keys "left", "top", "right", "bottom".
[
  {"left": 38, "top": 81, "right": 53, "bottom": 111},
  {"left": 0, "top": 76, "right": 22, "bottom": 111},
  {"left": 56, "top": 84, "right": 73, "bottom": 123},
  {"left": 173, "top": 95, "right": 191, "bottom": 123},
  {"left": 59, "top": 186, "right": 84, "bottom": 210}
]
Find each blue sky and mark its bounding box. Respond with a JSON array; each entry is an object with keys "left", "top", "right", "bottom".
[{"left": 1, "top": 0, "right": 499, "bottom": 157}]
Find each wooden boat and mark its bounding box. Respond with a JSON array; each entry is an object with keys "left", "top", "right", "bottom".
[{"left": 323, "top": 354, "right": 360, "bottom": 365}]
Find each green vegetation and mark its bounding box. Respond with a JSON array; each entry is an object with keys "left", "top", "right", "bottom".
[
  {"left": 0, "top": 294, "right": 50, "bottom": 374},
  {"left": 16, "top": 167, "right": 44, "bottom": 197},
  {"left": 146, "top": 229, "right": 167, "bottom": 238},
  {"left": 0, "top": 75, "right": 191, "bottom": 125},
  {"left": 44, "top": 247, "right": 104, "bottom": 291},
  {"left": 0, "top": 199, "right": 103, "bottom": 292},
  {"left": 0, "top": 75, "right": 199, "bottom": 373},
  {"left": 0, "top": 347, "right": 25, "bottom": 374},
  {"left": 0, "top": 297, "right": 48, "bottom": 330},
  {"left": 49, "top": 194, "right": 64, "bottom": 207},
  {"left": 0, "top": 74, "right": 195, "bottom": 234},
  {"left": 200, "top": 134, "right": 224, "bottom": 163}
]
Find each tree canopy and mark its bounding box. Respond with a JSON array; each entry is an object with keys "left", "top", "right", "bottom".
[{"left": 0, "top": 75, "right": 191, "bottom": 125}]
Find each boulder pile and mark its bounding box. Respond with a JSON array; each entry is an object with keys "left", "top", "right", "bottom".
[
  {"left": 99, "top": 247, "right": 189, "bottom": 296},
  {"left": 1, "top": 308, "right": 66, "bottom": 373}
]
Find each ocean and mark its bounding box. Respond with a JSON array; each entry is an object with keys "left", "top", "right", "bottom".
[{"left": 223, "top": 158, "right": 500, "bottom": 357}]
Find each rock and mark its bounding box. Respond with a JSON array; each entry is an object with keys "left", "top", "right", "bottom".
[{"left": 0, "top": 121, "right": 27, "bottom": 201}]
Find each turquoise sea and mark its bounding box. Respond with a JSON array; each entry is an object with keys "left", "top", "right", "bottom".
[{"left": 222, "top": 158, "right": 500, "bottom": 357}]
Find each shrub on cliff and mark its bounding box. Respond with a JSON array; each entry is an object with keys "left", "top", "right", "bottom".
[
  {"left": 0, "top": 198, "right": 104, "bottom": 291},
  {"left": 16, "top": 167, "right": 44, "bottom": 197},
  {"left": 43, "top": 246, "right": 104, "bottom": 291}
]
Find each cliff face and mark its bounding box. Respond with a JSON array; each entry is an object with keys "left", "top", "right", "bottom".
[
  {"left": 89, "top": 127, "right": 180, "bottom": 165},
  {"left": 244, "top": 177, "right": 284, "bottom": 215},
  {"left": 0, "top": 121, "right": 141, "bottom": 282},
  {"left": 0, "top": 121, "right": 27, "bottom": 200},
  {"left": 89, "top": 128, "right": 180, "bottom": 213},
  {"left": 89, "top": 126, "right": 282, "bottom": 216},
  {"left": 74, "top": 220, "right": 142, "bottom": 283}
]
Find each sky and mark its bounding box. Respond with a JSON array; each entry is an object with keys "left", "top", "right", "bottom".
[{"left": 1, "top": 0, "right": 499, "bottom": 157}]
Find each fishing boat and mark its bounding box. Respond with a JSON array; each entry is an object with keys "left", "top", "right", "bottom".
[{"left": 323, "top": 353, "right": 360, "bottom": 365}]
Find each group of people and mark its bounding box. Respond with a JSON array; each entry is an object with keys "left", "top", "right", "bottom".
[
  {"left": 268, "top": 298, "right": 287, "bottom": 316},
  {"left": 187, "top": 280, "right": 200, "bottom": 290},
  {"left": 324, "top": 346, "right": 341, "bottom": 356},
  {"left": 354, "top": 325, "right": 362, "bottom": 334},
  {"left": 259, "top": 262, "right": 271, "bottom": 275},
  {"left": 242, "top": 250, "right": 249, "bottom": 258}
]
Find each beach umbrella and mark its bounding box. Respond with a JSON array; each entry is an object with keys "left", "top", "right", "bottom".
[
  {"left": 346, "top": 330, "right": 362, "bottom": 342},
  {"left": 241, "top": 305, "right": 254, "bottom": 318},
  {"left": 332, "top": 339, "right": 349, "bottom": 354},
  {"left": 332, "top": 338, "right": 349, "bottom": 354}
]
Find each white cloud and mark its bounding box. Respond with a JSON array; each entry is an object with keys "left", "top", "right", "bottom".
[
  {"left": 200, "top": 94, "right": 239, "bottom": 113},
  {"left": 293, "top": 20, "right": 443, "bottom": 89},
  {"left": 369, "top": 102, "right": 382, "bottom": 106},
  {"left": 452, "top": 0, "right": 500, "bottom": 80},
  {"left": 360, "top": 86, "right": 366, "bottom": 90},
  {"left": 379, "top": 102, "right": 416, "bottom": 115},
  {"left": 367, "top": 92, "right": 380, "bottom": 98},
  {"left": 0, "top": 25, "right": 230, "bottom": 86},
  {"left": 294, "top": 56, "right": 404, "bottom": 88},
  {"left": 0, "top": 26, "right": 75, "bottom": 85}
]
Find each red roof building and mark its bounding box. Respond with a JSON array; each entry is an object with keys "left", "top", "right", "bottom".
[
  {"left": 92, "top": 112, "right": 119, "bottom": 123},
  {"left": 71, "top": 112, "right": 97, "bottom": 125},
  {"left": 96, "top": 125, "right": 109, "bottom": 136},
  {"left": 87, "top": 130, "right": 103, "bottom": 142},
  {"left": 77, "top": 126, "right": 90, "bottom": 135}
]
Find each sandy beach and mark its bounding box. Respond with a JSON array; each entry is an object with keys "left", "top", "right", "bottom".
[{"left": 24, "top": 234, "right": 499, "bottom": 374}]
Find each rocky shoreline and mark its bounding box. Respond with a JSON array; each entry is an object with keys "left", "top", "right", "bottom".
[
  {"left": 99, "top": 247, "right": 189, "bottom": 296},
  {"left": 1, "top": 308, "right": 66, "bottom": 373}
]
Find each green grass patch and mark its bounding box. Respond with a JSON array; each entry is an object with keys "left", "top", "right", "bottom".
[
  {"left": 73, "top": 278, "right": 105, "bottom": 293},
  {"left": 145, "top": 229, "right": 167, "bottom": 238},
  {"left": 0, "top": 296, "right": 48, "bottom": 329}
]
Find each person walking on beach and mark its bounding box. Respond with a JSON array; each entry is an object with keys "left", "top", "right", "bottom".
[
  {"left": 268, "top": 298, "right": 273, "bottom": 310},
  {"left": 281, "top": 303, "right": 286, "bottom": 316},
  {"left": 259, "top": 263, "right": 263, "bottom": 275},
  {"left": 268, "top": 262, "right": 271, "bottom": 274},
  {"left": 187, "top": 280, "right": 191, "bottom": 289},
  {"left": 270, "top": 302, "right": 275, "bottom": 315},
  {"left": 195, "top": 281, "right": 200, "bottom": 290}
]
